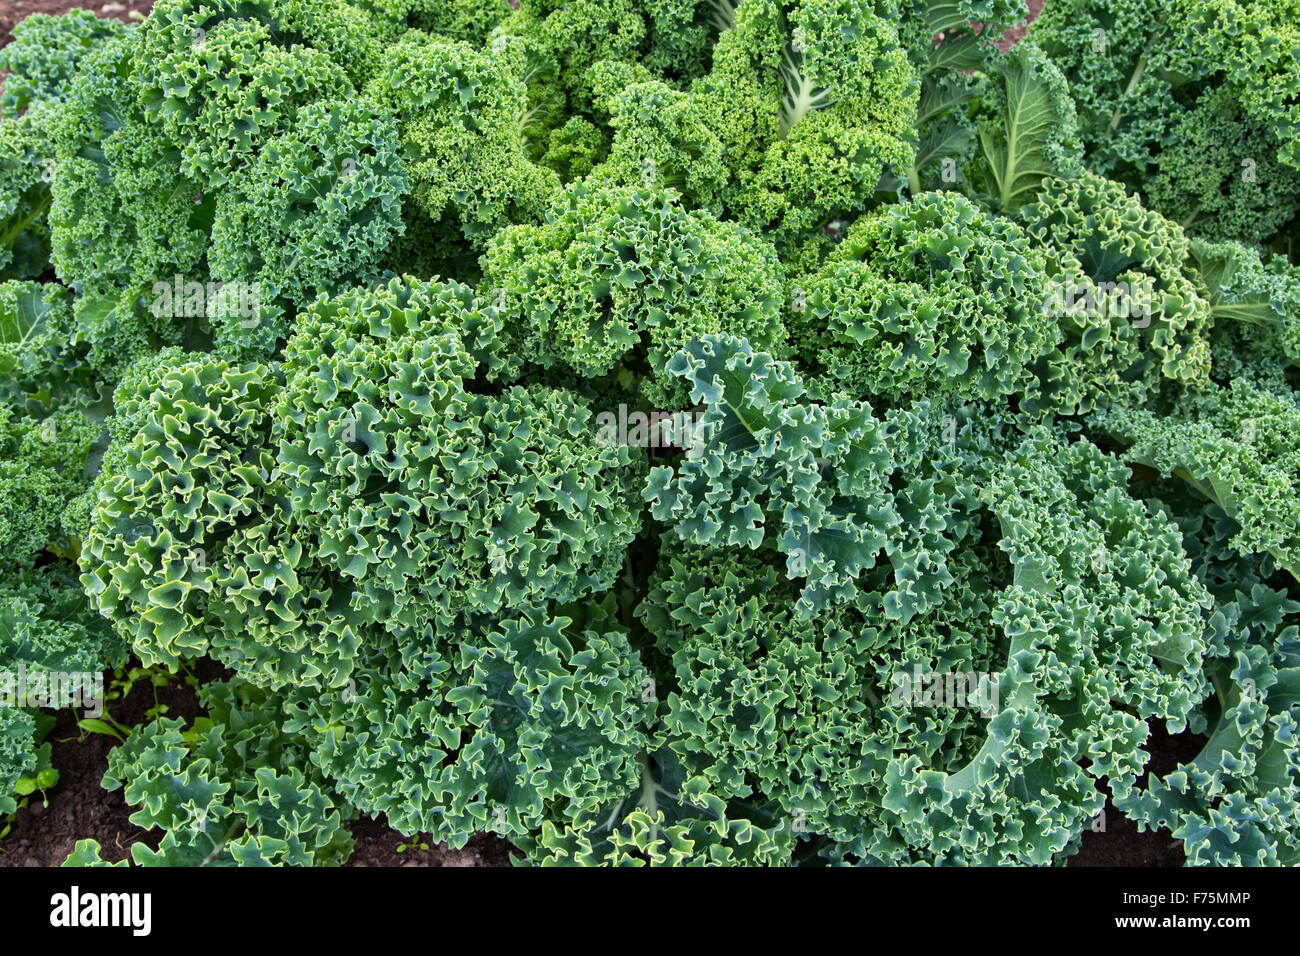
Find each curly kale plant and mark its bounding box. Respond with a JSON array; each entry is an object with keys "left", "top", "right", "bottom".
[
  {"left": 1032, "top": 0, "right": 1300, "bottom": 244},
  {"left": 0, "top": 0, "right": 1294, "bottom": 869}
]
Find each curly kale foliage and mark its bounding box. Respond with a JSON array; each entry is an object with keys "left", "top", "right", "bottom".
[
  {"left": 1, "top": 563, "right": 126, "bottom": 680},
  {"left": 518, "top": 746, "right": 796, "bottom": 866},
  {"left": 0, "top": 399, "right": 102, "bottom": 569},
  {"left": 869, "top": 432, "right": 1209, "bottom": 864},
  {"left": 1097, "top": 379, "right": 1300, "bottom": 583},
  {"left": 493, "top": 0, "right": 717, "bottom": 116},
  {"left": 33, "top": 3, "right": 417, "bottom": 375},
  {"left": 285, "top": 605, "right": 655, "bottom": 848},
  {"left": 75, "top": 348, "right": 356, "bottom": 690},
  {"left": 642, "top": 400, "right": 1211, "bottom": 864},
  {"left": 134, "top": 0, "right": 382, "bottom": 186},
  {"left": 79, "top": 276, "right": 644, "bottom": 689},
  {"left": 373, "top": 0, "right": 515, "bottom": 45},
  {"left": 639, "top": 535, "right": 909, "bottom": 852},
  {"left": 0, "top": 105, "right": 59, "bottom": 282},
  {"left": 0, "top": 0, "right": 1293, "bottom": 869},
  {"left": 366, "top": 34, "right": 558, "bottom": 250},
  {"left": 0, "top": 708, "right": 55, "bottom": 817},
  {"left": 79, "top": 351, "right": 279, "bottom": 670},
  {"left": 482, "top": 180, "right": 787, "bottom": 407},
  {"left": 794, "top": 191, "right": 1058, "bottom": 407},
  {"left": 1116, "top": 485, "right": 1300, "bottom": 865},
  {"left": 275, "top": 277, "right": 644, "bottom": 636},
  {"left": 93, "top": 680, "right": 354, "bottom": 866},
  {"left": 1190, "top": 239, "right": 1300, "bottom": 371},
  {"left": 893, "top": 0, "right": 1031, "bottom": 72},
  {"left": 589, "top": 66, "right": 730, "bottom": 215},
  {"left": 0, "top": 271, "right": 122, "bottom": 824},
  {"left": 1019, "top": 173, "right": 1213, "bottom": 416},
  {"left": 0, "top": 281, "right": 107, "bottom": 416},
  {"left": 0, "top": 9, "right": 126, "bottom": 116},
  {"left": 687, "top": 0, "right": 918, "bottom": 257},
  {"left": 647, "top": 335, "right": 900, "bottom": 617},
  {"left": 1033, "top": 0, "right": 1300, "bottom": 244},
  {"left": 43, "top": 33, "right": 214, "bottom": 377},
  {"left": 208, "top": 95, "right": 409, "bottom": 341},
  {"left": 963, "top": 41, "right": 1083, "bottom": 214}
]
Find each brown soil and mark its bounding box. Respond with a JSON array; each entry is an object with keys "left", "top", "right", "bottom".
[
  {"left": 1066, "top": 719, "right": 1207, "bottom": 867},
  {"left": 0, "top": 657, "right": 216, "bottom": 867},
  {"left": 346, "top": 818, "right": 516, "bottom": 868},
  {"left": 1001, "top": 0, "right": 1046, "bottom": 48}
]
